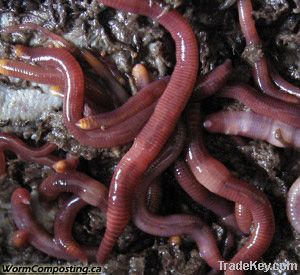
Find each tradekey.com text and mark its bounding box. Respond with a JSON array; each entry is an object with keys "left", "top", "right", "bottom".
[{"left": 219, "top": 260, "right": 298, "bottom": 272}]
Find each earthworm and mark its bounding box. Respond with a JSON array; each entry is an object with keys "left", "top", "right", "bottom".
[
  {"left": 2, "top": 22, "right": 129, "bottom": 104},
  {"left": 132, "top": 123, "right": 223, "bottom": 270},
  {"left": 11, "top": 188, "right": 98, "bottom": 262},
  {"left": 77, "top": 77, "right": 169, "bottom": 130},
  {"left": 96, "top": 0, "right": 199, "bottom": 263},
  {"left": 0, "top": 134, "right": 57, "bottom": 156},
  {"left": 237, "top": 0, "right": 299, "bottom": 104},
  {"left": 0, "top": 58, "right": 110, "bottom": 118},
  {"left": 194, "top": 59, "right": 232, "bottom": 99},
  {"left": 39, "top": 171, "right": 108, "bottom": 209},
  {"left": 185, "top": 102, "right": 275, "bottom": 266},
  {"left": 149, "top": 120, "right": 186, "bottom": 176},
  {"left": 286, "top": 177, "right": 300, "bottom": 233},
  {"left": 48, "top": 76, "right": 115, "bottom": 114},
  {"left": 54, "top": 195, "right": 105, "bottom": 263},
  {"left": 174, "top": 160, "right": 238, "bottom": 233},
  {"left": 2, "top": 23, "right": 77, "bottom": 52},
  {"left": 44, "top": 171, "right": 163, "bottom": 262},
  {"left": 11, "top": 188, "right": 75, "bottom": 261},
  {"left": 0, "top": 59, "right": 62, "bottom": 86},
  {"left": 218, "top": 84, "right": 300, "bottom": 128},
  {"left": 0, "top": 133, "right": 59, "bottom": 170},
  {"left": 174, "top": 159, "right": 238, "bottom": 258},
  {"left": 269, "top": 67, "right": 300, "bottom": 98},
  {"left": 0, "top": 54, "right": 163, "bottom": 131},
  {"left": 235, "top": 203, "right": 252, "bottom": 235},
  {"left": 54, "top": 196, "right": 90, "bottom": 263},
  {"left": 77, "top": 58, "right": 233, "bottom": 129},
  {"left": 133, "top": 175, "right": 224, "bottom": 270},
  {"left": 0, "top": 59, "right": 114, "bottom": 110},
  {"left": 203, "top": 111, "right": 300, "bottom": 148},
  {"left": 15, "top": 45, "right": 153, "bottom": 147},
  {"left": 144, "top": 120, "right": 186, "bottom": 213}
]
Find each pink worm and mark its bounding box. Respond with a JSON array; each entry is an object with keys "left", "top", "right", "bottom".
[
  {"left": 204, "top": 111, "right": 300, "bottom": 148},
  {"left": 185, "top": 102, "right": 275, "bottom": 274},
  {"left": 0, "top": 134, "right": 58, "bottom": 175}
]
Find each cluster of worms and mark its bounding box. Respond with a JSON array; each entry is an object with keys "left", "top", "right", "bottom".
[{"left": 0, "top": 0, "right": 299, "bottom": 274}]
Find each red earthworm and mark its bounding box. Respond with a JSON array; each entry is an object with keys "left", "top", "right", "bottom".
[
  {"left": 76, "top": 77, "right": 169, "bottom": 130},
  {"left": 185, "top": 102, "right": 275, "bottom": 267},
  {"left": 269, "top": 67, "right": 300, "bottom": 98},
  {"left": 0, "top": 53, "right": 157, "bottom": 130},
  {"left": 2, "top": 22, "right": 129, "bottom": 104},
  {"left": 237, "top": 0, "right": 300, "bottom": 104},
  {"left": 11, "top": 188, "right": 97, "bottom": 262},
  {"left": 133, "top": 175, "right": 224, "bottom": 270},
  {"left": 136, "top": 119, "right": 186, "bottom": 217},
  {"left": 15, "top": 45, "right": 154, "bottom": 147},
  {"left": 54, "top": 195, "right": 106, "bottom": 263},
  {"left": 79, "top": 58, "right": 232, "bottom": 129},
  {"left": 0, "top": 134, "right": 57, "bottom": 156},
  {"left": 174, "top": 160, "right": 237, "bottom": 259},
  {"left": 235, "top": 203, "right": 252, "bottom": 235},
  {"left": 204, "top": 111, "right": 300, "bottom": 148},
  {"left": 39, "top": 171, "right": 108, "bottom": 209},
  {"left": 0, "top": 61, "right": 102, "bottom": 119},
  {"left": 0, "top": 59, "right": 62, "bottom": 86},
  {"left": 218, "top": 84, "right": 300, "bottom": 128},
  {"left": 194, "top": 59, "right": 232, "bottom": 99},
  {"left": 0, "top": 58, "right": 115, "bottom": 113},
  {"left": 286, "top": 177, "right": 300, "bottom": 233},
  {"left": 12, "top": 170, "right": 108, "bottom": 263},
  {"left": 132, "top": 122, "right": 223, "bottom": 270},
  {"left": 146, "top": 119, "right": 186, "bottom": 179},
  {"left": 0, "top": 133, "right": 59, "bottom": 169},
  {"left": 174, "top": 160, "right": 238, "bottom": 233},
  {"left": 11, "top": 188, "right": 75, "bottom": 261},
  {"left": 54, "top": 196, "right": 90, "bottom": 263},
  {"left": 96, "top": 0, "right": 199, "bottom": 263},
  {"left": 135, "top": 121, "right": 220, "bottom": 266},
  {"left": 2, "top": 23, "right": 77, "bottom": 52}
]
